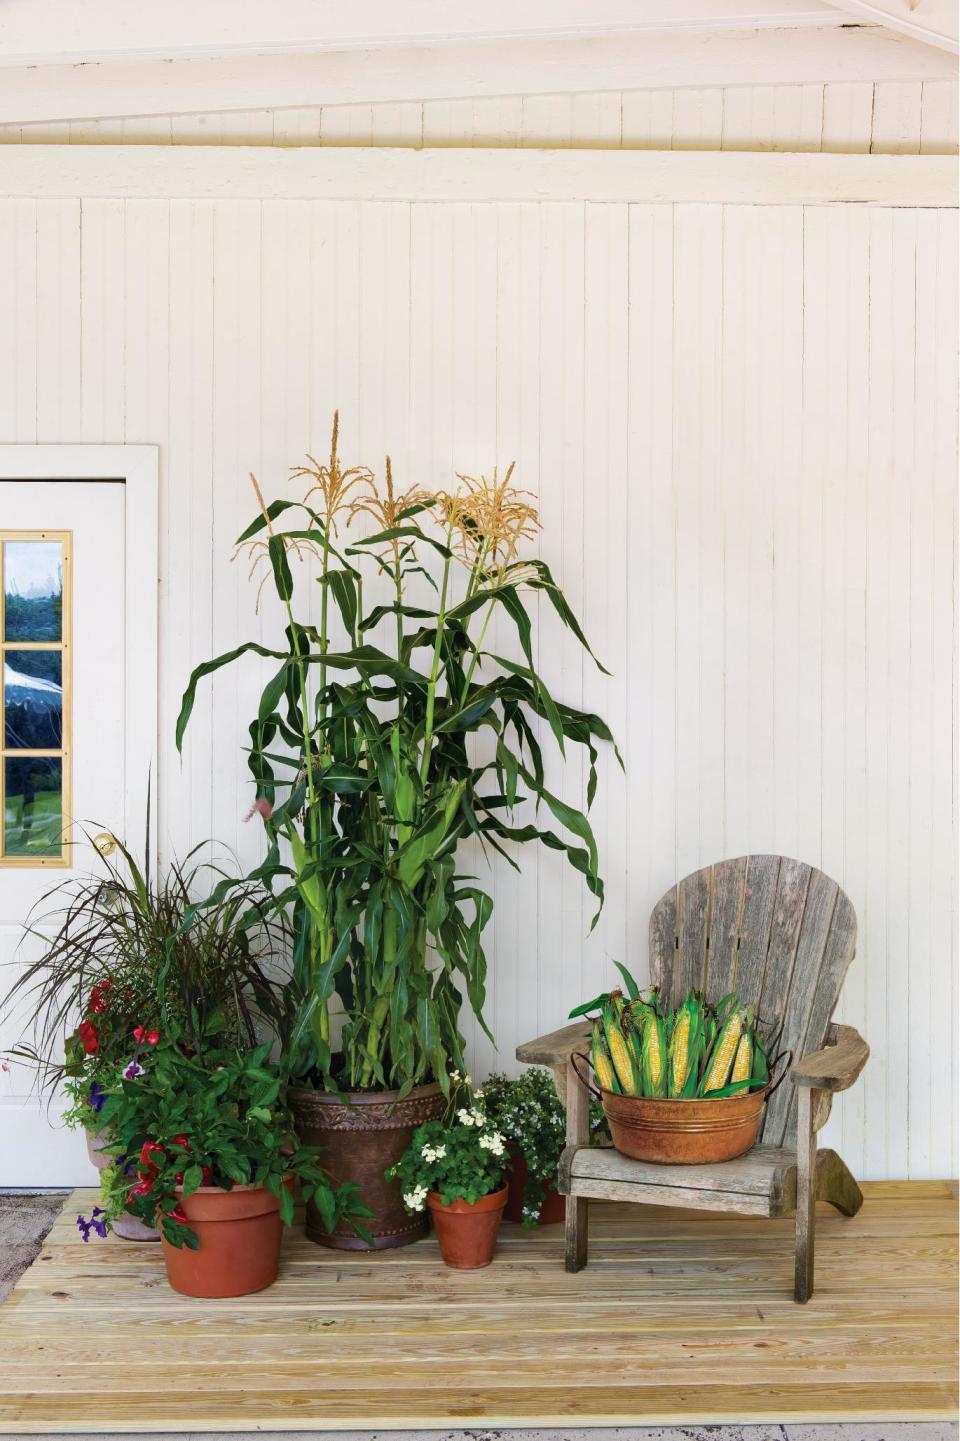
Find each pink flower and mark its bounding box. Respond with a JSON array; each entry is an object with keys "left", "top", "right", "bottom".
[{"left": 243, "top": 796, "right": 274, "bottom": 823}]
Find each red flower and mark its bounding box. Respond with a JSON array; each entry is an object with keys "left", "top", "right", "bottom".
[
  {"left": 138, "top": 1140, "right": 165, "bottom": 1171},
  {"left": 87, "top": 981, "right": 112, "bottom": 1015},
  {"left": 132, "top": 1025, "right": 145, "bottom": 1043},
  {"left": 201, "top": 1166, "right": 212, "bottom": 1186},
  {"left": 77, "top": 1021, "right": 99, "bottom": 1055},
  {"left": 171, "top": 1134, "right": 189, "bottom": 1150},
  {"left": 145, "top": 1029, "right": 159, "bottom": 1046},
  {"left": 165, "top": 1203, "right": 188, "bottom": 1223},
  {"left": 128, "top": 1177, "right": 154, "bottom": 1199}
]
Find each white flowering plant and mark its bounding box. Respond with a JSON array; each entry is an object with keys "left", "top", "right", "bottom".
[
  {"left": 388, "top": 1088, "right": 507, "bottom": 1211},
  {"left": 479, "top": 1068, "right": 565, "bottom": 1224}
]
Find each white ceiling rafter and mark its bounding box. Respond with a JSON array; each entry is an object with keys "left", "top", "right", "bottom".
[{"left": 826, "top": 0, "right": 957, "bottom": 52}]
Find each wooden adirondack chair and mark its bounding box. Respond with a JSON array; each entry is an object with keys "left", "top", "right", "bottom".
[{"left": 517, "top": 854, "right": 869, "bottom": 1302}]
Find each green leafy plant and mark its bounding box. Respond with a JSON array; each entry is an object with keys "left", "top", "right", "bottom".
[
  {"left": 1, "top": 837, "right": 287, "bottom": 1113},
  {"left": 388, "top": 1086, "right": 507, "bottom": 1211},
  {"left": 94, "top": 1012, "right": 369, "bottom": 1248},
  {"left": 176, "top": 416, "right": 620, "bottom": 1098},
  {"left": 479, "top": 1069, "right": 565, "bottom": 1224}
]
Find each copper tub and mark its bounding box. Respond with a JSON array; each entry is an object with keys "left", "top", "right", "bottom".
[{"left": 600, "top": 1087, "right": 768, "bottom": 1165}]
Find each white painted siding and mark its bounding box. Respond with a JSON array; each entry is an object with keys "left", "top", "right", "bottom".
[
  {"left": 0, "top": 80, "right": 956, "bottom": 153},
  {"left": 0, "top": 193, "right": 954, "bottom": 1180}
]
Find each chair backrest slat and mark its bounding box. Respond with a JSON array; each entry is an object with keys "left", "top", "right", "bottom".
[{"left": 648, "top": 854, "right": 857, "bottom": 1146}]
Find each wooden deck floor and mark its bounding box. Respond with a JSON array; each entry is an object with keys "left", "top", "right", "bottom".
[{"left": 0, "top": 1181, "right": 956, "bottom": 1432}]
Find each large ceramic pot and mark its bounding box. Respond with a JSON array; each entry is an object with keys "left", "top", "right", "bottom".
[
  {"left": 85, "top": 1130, "right": 160, "bottom": 1242},
  {"left": 427, "top": 1185, "right": 508, "bottom": 1269},
  {"left": 503, "top": 1143, "right": 565, "bottom": 1226},
  {"left": 289, "top": 1081, "right": 445, "bottom": 1250},
  {"left": 160, "top": 1183, "right": 286, "bottom": 1297}
]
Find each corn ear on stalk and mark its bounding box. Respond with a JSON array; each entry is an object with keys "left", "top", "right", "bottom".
[
  {"left": 592, "top": 1024, "right": 619, "bottom": 1094},
  {"left": 668, "top": 1006, "right": 691, "bottom": 1097},
  {"left": 702, "top": 1009, "right": 743, "bottom": 1093}
]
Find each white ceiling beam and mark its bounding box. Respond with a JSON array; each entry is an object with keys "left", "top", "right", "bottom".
[
  {"left": 824, "top": 0, "right": 957, "bottom": 53},
  {"left": 0, "top": 25, "right": 954, "bottom": 127},
  {"left": 0, "top": 143, "right": 954, "bottom": 206}
]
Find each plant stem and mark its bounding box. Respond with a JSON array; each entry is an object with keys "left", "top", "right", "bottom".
[{"left": 418, "top": 527, "right": 454, "bottom": 789}]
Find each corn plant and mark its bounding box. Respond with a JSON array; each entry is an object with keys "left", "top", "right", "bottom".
[{"left": 177, "top": 416, "right": 619, "bottom": 1099}]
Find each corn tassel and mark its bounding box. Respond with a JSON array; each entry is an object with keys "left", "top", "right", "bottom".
[{"left": 702, "top": 1010, "right": 743, "bottom": 1093}]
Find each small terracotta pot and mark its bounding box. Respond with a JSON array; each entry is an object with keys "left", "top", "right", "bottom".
[
  {"left": 289, "top": 1080, "right": 445, "bottom": 1251},
  {"left": 427, "top": 1185, "right": 508, "bottom": 1269},
  {"left": 601, "top": 1087, "right": 767, "bottom": 1165},
  {"left": 159, "top": 1183, "right": 286, "bottom": 1298},
  {"left": 504, "top": 1144, "right": 565, "bottom": 1225},
  {"left": 84, "top": 1129, "right": 160, "bottom": 1242}
]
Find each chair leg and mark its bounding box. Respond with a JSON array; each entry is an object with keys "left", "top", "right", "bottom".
[
  {"left": 794, "top": 1085, "right": 819, "bottom": 1303},
  {"left": 565, "top": 1194, "right": 588, "bottom": 1272}
]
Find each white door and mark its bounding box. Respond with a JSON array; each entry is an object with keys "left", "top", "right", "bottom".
[{"left": 0, "top": 481, "right": 126, "bottom": 1186}]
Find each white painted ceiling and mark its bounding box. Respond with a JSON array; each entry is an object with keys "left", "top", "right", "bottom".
[{"left": 0, "top": 0, "right": 867, "bottom": 64}]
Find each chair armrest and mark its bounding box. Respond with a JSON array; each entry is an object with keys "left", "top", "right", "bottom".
[
  {"left": 516, "top": 1020, "right": 592, "bottom": 1067},
  {"left": 791, "top": 1024, "right": 869, "bottom": 1093}
]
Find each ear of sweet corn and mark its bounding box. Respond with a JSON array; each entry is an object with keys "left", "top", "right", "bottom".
[
  {"left": 731, "top": 1031, "right": 753, "bottom": 1085},
  {"left": 592, "top": 1024, "right": 619, "bottom": 1094},
  {"left": 641, "top": 1012, "right": 667, "bottom": 1097},
  {"left": 701, "top": 1009, "right": 744, "bottom": 1093},
  {"left": 603, "top": 1000, "right": 641, "bottom": 1096}
]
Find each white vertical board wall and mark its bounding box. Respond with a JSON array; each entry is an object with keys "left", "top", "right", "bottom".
[{"left": 0, "top": 194, "right": 954, "bottom": 1180}]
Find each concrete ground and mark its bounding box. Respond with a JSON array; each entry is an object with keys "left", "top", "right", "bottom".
[{"left": 1, "top": 1195, "right": 955, "bottom": 1441}]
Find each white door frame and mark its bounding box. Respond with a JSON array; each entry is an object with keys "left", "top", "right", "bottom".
[{"left": 0, "top": 445, "right": 159, "bottom": 867}]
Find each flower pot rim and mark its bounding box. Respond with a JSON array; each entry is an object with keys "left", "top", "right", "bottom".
[
  {"left": 173, "top": 1174, "right": 293, "bottom": 1195},
  {"left": 289, "top": 1078, "right": 442, "bottom": 1107},
  {"left": 426, "top": 1183, "right": 509, "bottom": 1215}
]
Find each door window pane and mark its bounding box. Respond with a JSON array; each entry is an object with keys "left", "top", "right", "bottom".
[
  {"left": 4, "top": 756, "right": 63, "bottom": 857},
  {"left": 4, "top": 540, "right": 63, "bottom": 641},
  {"left": 0, "top": 530, "right": 70, "bottom": 864},
  {"left": 4, "top": 651, "right": 62, "bottom": 748}
]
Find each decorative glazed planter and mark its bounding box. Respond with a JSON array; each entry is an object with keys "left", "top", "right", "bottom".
[
  {"left": 160, "top": 1183, "right": 286, "bottom": 1298},
  {"left": 600, "top": 1087, "right": 767, "bottom": 1165},
  {"left": 289, "top": 1080, "right": 445, "bottom": 1250},
  {"left": 85, "top": 1130, "right": 160, "bottom": 1242},
  {"left": 504, "top": 1144, "right": 565, "bottom": 1225},
  {"left": 427, "top": 1185, "right": 508, "bottom": 1268}
]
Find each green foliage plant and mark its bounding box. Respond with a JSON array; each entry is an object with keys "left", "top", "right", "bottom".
[
  {"left": 388, "top": 1083, "right": 507, "bottom": 1212},
  {"left": 479, "top": 1068, "right": 565, "bottom": 1224},
  {"left": 176, "top": 415, "right": 620, "bottom": 1099},
  {"left": 96, "top": 1012, "right": 370, "bottom": 1248}
]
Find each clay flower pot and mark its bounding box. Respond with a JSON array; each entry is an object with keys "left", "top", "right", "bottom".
[
  {"left": 427, "top": 1185, "right": 508, "bottom": 1269},
  {"left": 504, "top": 1144, "right": 565, "bottom": 1226},
  {"left": 85, "top": 1130, "right": 160, "bottom": 1242},
  {"left": 160, "top": 1183, "right": 286, "bottom": 1298}
]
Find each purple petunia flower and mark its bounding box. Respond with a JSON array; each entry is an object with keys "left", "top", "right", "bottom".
[
  {"left": 123, "top": 1060, "right": 144, "bottom": 1079},
  {"left": 77, "top": 1206, "right": 108, "bottom": 1242},
  {"left": 88, "top": 1081, "right": 106, "bottom": 1113}
]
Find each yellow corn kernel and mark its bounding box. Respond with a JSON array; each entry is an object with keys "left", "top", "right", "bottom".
[
  {"left": 670, "top": 1009, "right": 690, "bottom": 1096},
  {"left": 593, "top": 1039, "right": 617, "bottom": 1093},
  {"left": 704, "top": 1012, "right": 743, "bottom": 1092},
  {"left": 606, "top": 1022, "right": 638, "bottom": 1096},
  {"left": 731, "top": 1032, "right": 752, "bottom": 1084}
]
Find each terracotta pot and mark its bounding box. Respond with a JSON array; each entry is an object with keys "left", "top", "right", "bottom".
[
  {"left": 289, "top": 1080, "right": 445, "bottom": 1250},
  {"left": 600, "top": 1087, "right": 767, "bottom": 1165},
  {"left": 427, "top": 1185, "right": 508, "bottom": 1268},
  {"left": 84, "top": 1130, "right": 160, "bottom": 1242},
  {"left": 504, "top": 1144, "right": 565, "bottom": 1225},
  {"left": 160, "top": 1183, "right": 286, "bottom": 1298}
]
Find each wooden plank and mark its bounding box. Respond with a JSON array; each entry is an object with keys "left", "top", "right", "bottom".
[
  {"left": 675, "top": 864, "right": 711, "bottom": 1004},
  {"left": 570, "top": 1141, "right": 791, "bottom": 1195},
  {"left": 0, "top": 147, "right": 955, "bottom": 207},
  {"left": 704, "top": 855, "right": 747, "bottom": 1001},
  {"left": 733, "top": 854, "right": 781, "bottom": 1011}
]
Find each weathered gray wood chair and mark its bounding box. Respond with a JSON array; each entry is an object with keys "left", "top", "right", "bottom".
[{"left": 517, "top": 854, "right": 869, "bottom": 1302}]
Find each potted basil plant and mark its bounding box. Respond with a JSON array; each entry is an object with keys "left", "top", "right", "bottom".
[{"left": 175, "top": 414, "right": 619, "bottom": 1250}]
